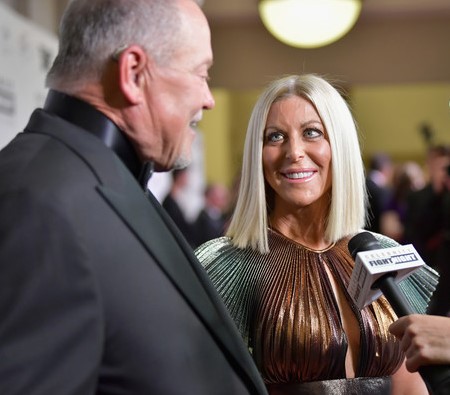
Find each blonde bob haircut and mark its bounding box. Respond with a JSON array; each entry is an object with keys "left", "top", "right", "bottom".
[{"left": 226, "top": 74, "right": 368, "bottom": 254}]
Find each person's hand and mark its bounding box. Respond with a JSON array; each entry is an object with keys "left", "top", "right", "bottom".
[{"left": 389, "top": 314, "right": 450, "bottom": 372}]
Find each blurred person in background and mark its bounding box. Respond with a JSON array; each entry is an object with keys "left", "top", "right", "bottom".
[
  {"left": 404, "top": 144, "right": 450, "bottom": 316},
  {"left": 380, "top": 161, "right": 425, "bottom": 243},
  {"left": 365, "top": 152, "right": 394, "bottom": 233},
  {"left": 193, "top": 182, "right": 230, "bottom": 247},
  {"left": 162, "top": 168, "right": 197, "bottom": 247}
]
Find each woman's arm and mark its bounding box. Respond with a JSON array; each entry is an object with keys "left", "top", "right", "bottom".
[{"left": 391, "top": 362, "right": 428, "bottom": 395}]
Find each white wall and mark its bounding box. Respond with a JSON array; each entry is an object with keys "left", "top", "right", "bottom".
[{"left": 0, "top": 2, "right": 57, "bottom": 148}]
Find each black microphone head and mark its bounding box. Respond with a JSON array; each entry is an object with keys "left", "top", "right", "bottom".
[{"left": 348, "top": 231, "right": 382, "bottom": 259}]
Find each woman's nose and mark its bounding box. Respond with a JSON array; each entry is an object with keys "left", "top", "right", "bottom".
[{"left": 285, "top": 140, "right": 304, "bottom": 161}]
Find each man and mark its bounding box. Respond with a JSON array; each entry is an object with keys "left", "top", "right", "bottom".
[{"left": 0, "top": 0, "right": 267, "bottom": 394}]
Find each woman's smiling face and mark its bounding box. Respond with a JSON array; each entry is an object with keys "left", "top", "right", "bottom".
[{"left": 262, "top": 95, "right": 332, "bottom": 212}]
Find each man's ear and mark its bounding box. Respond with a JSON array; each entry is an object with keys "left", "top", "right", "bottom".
[{"left": 117, "top": 45, "right": 151, "bottom": 104}]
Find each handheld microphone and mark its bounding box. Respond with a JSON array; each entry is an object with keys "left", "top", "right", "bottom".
[
  {"left": 347, "top": 231, "right": 424, "bottom": 311},
  {"left": 348, "top": 231, "right": 450, "bottom": 395}
]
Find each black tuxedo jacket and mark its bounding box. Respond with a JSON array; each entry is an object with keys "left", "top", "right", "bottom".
[{"left": 0, "top": 96, "right": 267, "bottom": 395}]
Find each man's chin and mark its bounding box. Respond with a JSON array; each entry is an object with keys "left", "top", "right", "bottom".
[
  {"left": 172, "top": 155, "right": 191, "bottom": 170},
  {"left": 153, "top": 156, "right": 191, "bottom": 173}
]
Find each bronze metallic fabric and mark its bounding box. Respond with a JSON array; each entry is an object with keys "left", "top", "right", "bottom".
[{"left": 196, "top": 230, "right": 438, "bottom": 388}]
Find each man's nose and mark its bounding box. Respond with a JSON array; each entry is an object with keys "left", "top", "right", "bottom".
[{"left": 203, "top": 87, "right": 215, "bottom": 110}]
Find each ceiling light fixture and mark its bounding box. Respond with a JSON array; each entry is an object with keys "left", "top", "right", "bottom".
[{"left": 258, "top": 0, "right": 362, "bottom": 49}]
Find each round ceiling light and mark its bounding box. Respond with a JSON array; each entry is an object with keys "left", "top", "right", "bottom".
[{"left": 258, "top": 0, "right": 362, "bottom": 48}]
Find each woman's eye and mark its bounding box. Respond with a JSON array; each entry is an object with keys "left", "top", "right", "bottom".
[
  {"left": 304, "top": 128, "right": 322, "bottom": 138},
  {"left": 266, "top": 131, "right": 284, "bottom": 142}
]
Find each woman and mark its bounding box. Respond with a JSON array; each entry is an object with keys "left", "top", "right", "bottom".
[{"left": 195, "top": 74, "right": 438, "bottom": 394}]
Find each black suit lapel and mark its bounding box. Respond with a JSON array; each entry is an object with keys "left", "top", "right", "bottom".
[
  {"left": 98, "top": 182, "right": 218, "bottom": 318},
  {"left": 97, "top": 178, "right": 265, "bottom": 395}
]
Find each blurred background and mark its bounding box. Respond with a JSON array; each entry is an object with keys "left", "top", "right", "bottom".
[{"left": 0, "top": 0, "right": 449, "bottom": 189}]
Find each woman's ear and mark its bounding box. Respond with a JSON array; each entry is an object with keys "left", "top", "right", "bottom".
[{"left": 117, "top": 45, "right": 150, "bottom": 104}]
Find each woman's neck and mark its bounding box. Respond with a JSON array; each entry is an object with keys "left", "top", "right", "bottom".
[{"left": 269, "top": 208, "right": 330, "bottom": 251}]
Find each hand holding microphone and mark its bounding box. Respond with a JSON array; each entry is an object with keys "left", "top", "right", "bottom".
[
  {"left": 347, "top": 232, "right": 450, "bottom": 395},
  {"left": 389, "top": 314, "right": 450, "bottom": 373}
]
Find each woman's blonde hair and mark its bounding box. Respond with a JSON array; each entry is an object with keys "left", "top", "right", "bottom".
[{"left": 226, "top": 74, "right": 368, "bottom": 253}]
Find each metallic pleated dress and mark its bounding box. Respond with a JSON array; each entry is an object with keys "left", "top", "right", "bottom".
[{"left": 195, "top": 229, "right": 438, "bottom": 394}]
